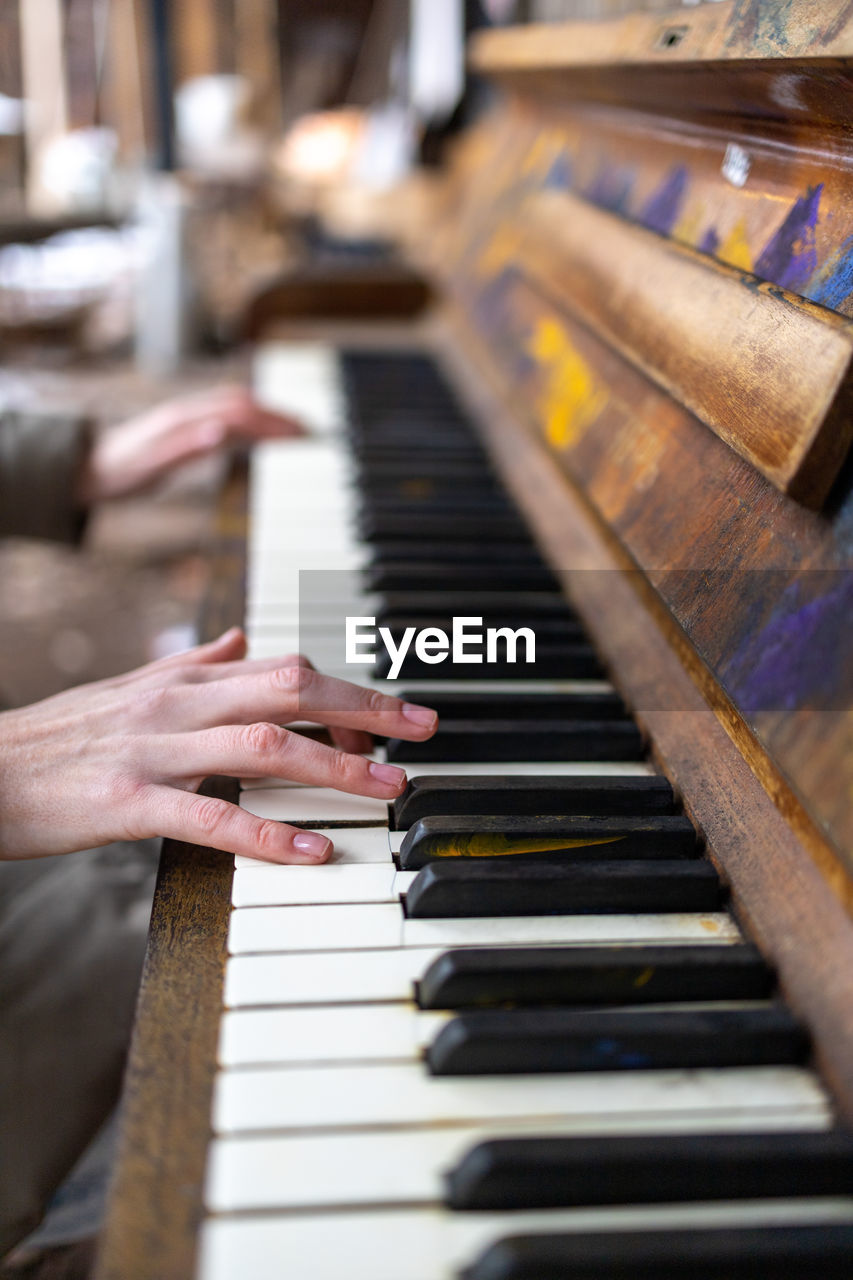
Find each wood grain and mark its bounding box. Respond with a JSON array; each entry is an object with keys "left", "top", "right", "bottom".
[
  {"left": 517, "top": 188, "right": 853, "bottom": 505},
  {"left": 94, "top": 460, "right": 247, "bottom": 1280},
  {"left": 469, "top": 1, "right": 853, "bottom": 71},
  {"left": 438, "top": 305, "right": 853, "bottom": 1120}
]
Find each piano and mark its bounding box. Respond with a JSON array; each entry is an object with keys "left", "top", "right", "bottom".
[{"left": 96, "top": 4, "right": 853, "bottom": 1278}]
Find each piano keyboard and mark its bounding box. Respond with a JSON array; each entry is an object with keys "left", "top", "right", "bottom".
[{"left": 196, "top": 345, "right": 853, "bottom": 1280}]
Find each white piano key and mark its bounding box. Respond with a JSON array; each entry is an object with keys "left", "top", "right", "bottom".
[
  {"left": 234, "top": 826, "right": 393, "bottom": 869},
  {"left": 205, "top": 1107, "right": 835, "bottom": 1212},
  {"left": 231, "top": 864, "right": 414, "bottom": 907},
  {"left": 239, "top": 760, "right": 656, "bottom": 791},
  {"left": 198, "top": 1199, "right": 853, "bottom": 1280},
  {"left": 213, "top": 1060, "right": 829, "bottom": 1134},
  {"left": 219, "top": 998, "right": 770, "bottom": 1069},
  {"left": 223, "top": 925, "right": 743, "bottom": 1007},
  {"left": 239, "top": 787, "right": 390, "bottom": 824},
  {"left": 227, "top": 902, "right": 741, "bottom": 955},
  {"left": 218, "top": 1003, "right": 450, "bottom": 1067},
  {"left": 223, "top": 947, "right": 445, "bottom": 1008}
]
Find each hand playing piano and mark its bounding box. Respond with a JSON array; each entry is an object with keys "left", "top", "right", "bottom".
[
  {"left": 77, "top": 384, "right": 304, "bottom": 504},
  {"left": 0, "top": 627, "right": 437, "bottom": 864}
]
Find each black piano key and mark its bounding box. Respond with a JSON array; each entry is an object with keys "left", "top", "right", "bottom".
[
  {"left": 392, "top": 774, "right": 676, "bottom": 827},
  {"left": 366, "top": 564, "right": 559, "bottom": 593},
  {"left": 361, "top": 513, "right": 530, "bottom": 541},
  {"left": 426, "top": 1005, "right": 809, "bottom": 1076},
  {"left": 376, "top": 649, "right": 604, "bottom": 681},
  {"left": 360, "top": 493, "right": 515, "bottom": 516},
  {"left": 360, "top": 473, "right": 503, "bottom": 495},
  {"left": 445, "top": 1128, "right": 853, "bottom": 1210},
  {"left": 369, "top": 541, "right": 544, "bottom": 565},
  {"left": 357, "top": 460, "right": 498, "bottom": 482},
  {"left": 386, "top": 719, "right": 642, "bottom": 764},
  {"left": 378, "top": 591, "right": 577, "bottom": 620},
  {"left": 415, "top": 943, "right": 773, "bottom": 1010},
  {"left": 393, "top": 691, "right": 628, "bottom": 721},
  {"left": 461, "top": 1225, "right": 853, "bottom": 1280},
  {"left": 379, "top": 614, "right": 582, "bottom": 641},
  {"left": 403, "top": 859, "right": 723, "bottom": 917},
  {"left": 398, "top": 815, "right": 697, "bottom": 869},
  {"left": 368, "top": 543, "right": 543, "bottom": 567}
]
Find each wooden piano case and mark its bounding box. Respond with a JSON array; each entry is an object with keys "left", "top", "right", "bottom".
[{"left": 96, "top": 3, "right": 853, "bottom": 1276}]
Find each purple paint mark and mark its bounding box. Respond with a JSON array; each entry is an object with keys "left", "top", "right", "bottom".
[
  {"left": 723, "top": 573, "right": 852, "bottom": 712},
  {"left": 639, "top": 166, "right": 688, "bottom": 236},
  {"left": 699, "top": 227, "right": 720, "bottom": 256},
  {"left": 755, "top": 184, "right": 822, "bottom": 293},
  {"left": 544, "top": 152, "right": 573, "bottom": 190},
  {"left": 584, "top": 164, "right": 635, "bottom": 216},
  {"left": 808, "top": 233, "right": 853, "bottom": 310}
]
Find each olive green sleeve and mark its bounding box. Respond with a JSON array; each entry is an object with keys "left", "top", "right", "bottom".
[{"left": 0, "top": 409, "right": 91, "bottom": 543}]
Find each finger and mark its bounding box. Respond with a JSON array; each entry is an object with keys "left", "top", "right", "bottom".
[
  {"left": 154, "top": 724, "right": 408, "bottom": 797},
  {"left": 146, "top": 786, "right": 332, "bottom": 864},
  {"left": 156, "top": 627, "right": 248, "bottom": 670},
  {"left": 234, "top": 403, "right": 305, "bottom": 439},
  {"left": 183, "top": 651, "right": 312, "bottom": 683},
  {"left": 186, "top": 664, "right": 438, "bottom": 740}
]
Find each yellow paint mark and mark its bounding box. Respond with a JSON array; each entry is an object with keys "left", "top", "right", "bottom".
[
  {"left": 672, "top": 202, "right": 705, "bottom": 247},
  {"left": 700, "top": 917, "right": 721, "bottom": 933},
  {"left": 632, "top": 966, "right": 655, "bottom": 988},
  {"left": 522, "top": 133, "right": 557, "bottom": 175},
  {"left": 528, "top": 317, "right": 609, "bottom": 449},
  {"left": 440, "top": 834, "right": 625, "bottom": 858},
  {"left": 719, "top": 217, "right": 753, "bottom": 272}
]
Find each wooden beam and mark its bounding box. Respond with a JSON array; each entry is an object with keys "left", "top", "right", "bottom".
[
  {"left": 470, "top": 0, "right": 853, "bottom": 72},
  {"left": 171, "top": 0, "right": 221, "bottom": 86},
  {"left": 516, "top": 188, "right": 853, "bottom": 506},
  {"left": 234, "top": 0, "right": 281, "bottom": 134},
  {"left": 101, "top": 0, "right": 156, "bottom": 163},
  {"left": 20, "top": 0, "right": 68, "bottom": 214}
]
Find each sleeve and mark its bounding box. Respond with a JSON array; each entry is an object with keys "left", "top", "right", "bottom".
[{"left": 0, "top": 408, "right": 92, "bottom": 544}]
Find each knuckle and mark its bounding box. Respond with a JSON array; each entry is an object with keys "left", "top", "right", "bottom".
[
  {"left": 189, "top": 794, "right": 226, "bottom": 838},
  {"left": 273, "top": 663, "right": 312, "bottom": 695},
  {"left": 108, "top": 771, "right": 148, "bottom": 812},
  {"left": 364, "top": 688, "right": 388, "bottom": 720},
  {"left": 330, "top": 748, "right": 361, "bottom": 785},
  {"left": 255, "top": 818, "right": 283, "bottom": 857},
  {"left": 243, "top": 721, "right": 287, "bottom": 759}
]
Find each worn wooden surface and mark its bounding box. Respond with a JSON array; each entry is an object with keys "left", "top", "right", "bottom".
[
  {"left": 438, "top": 307, "right": 853, "bottom": 1120},
  {"left": 94, "top": 461, "right": 247, "bottom": 1280},
  {"left": 243, "top": 266, "right": 432, "bottom": 338},
  {"left": 419, "top": 8, "right": 853, "bottom": 873},
  {"left": 517, "top": 188, "right": 853, "bottom": 505},
  {"left": 470, "top": 1, "right": 853, "bottom": 70}
]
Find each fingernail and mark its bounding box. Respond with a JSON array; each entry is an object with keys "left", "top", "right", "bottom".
[
  {"left": 293, "top": 831, "right": 332, "bottom": 859},
  {"left": 369, "top": 761, "right": 407, "bottom": 789},
  {"left": 402, "top": 702, "right": 437, "bottom": 728},
  {"left": 217, "top": 626, "right": 242, "bottom": 642}
]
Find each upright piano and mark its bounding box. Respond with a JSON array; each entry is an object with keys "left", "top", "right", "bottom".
[{"left": 96, "top": 3, "right": 853, "bottom": 1277}]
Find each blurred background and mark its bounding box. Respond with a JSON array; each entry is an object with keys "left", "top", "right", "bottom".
[{"left": 0, "top": 0, "right": 695, "bottom": 710}]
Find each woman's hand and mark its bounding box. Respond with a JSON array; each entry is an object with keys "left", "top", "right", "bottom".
[
  {"left": 78, "top": 385, "right": 304, "bottom": 503},
  {"left": 0, "top": 628, "right": 438, "bottom": 865}
]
